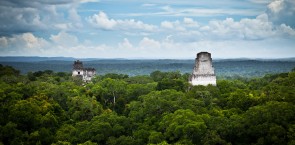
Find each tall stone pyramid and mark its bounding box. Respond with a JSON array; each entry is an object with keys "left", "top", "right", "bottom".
[{"left": 189, "top": 52, "right": 216, "bottom": 86}]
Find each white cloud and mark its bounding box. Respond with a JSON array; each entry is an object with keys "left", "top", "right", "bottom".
[
  {"left": 22, "top": 33, "right": 40, "bottom": 48},
  {"left": 139, "top": 37, "right": 161, "bottom": 49},
  {"left": 183, "top": 17, "right": 199, "bottom": 27},
  {"left": 161, "top": 21, "right": 174, "bottom": 29},
  {"left": 267, "top": 0, "right": 284, "bottom": 13},
  {"left": 0, "top": 0, "right": 294, "bottom": 58},
  {"left": 126, "top": 36, "right": 294, "bottom": 59},
  {"left": 201, "top": 38, "right": 295, "bottom": 58},
  {"left": 134, "top": 37, "right": 295, "bottom": 58},
  {"left": 80, "top": 0, "right": 99, "bottom": 3},
  {"left": 0, "top": 33, "right": 49, "bottom": 55},
  {"left": 68, "top": 8, "right": 81, "bottom": 22},
  {"left": 0, "top": 0, "right": 85, "bottom": 35},
  {"left": 203, "top": 15, "right": 275, "bottom": 40},
  {"left": 161, "top": 5, "right": 173, "bottom": 12},
  {"left": 266, "top": 0, "right": 295, "bottom": 27},
  {"left": 118, "top": 38, "right": 133, "bottom": 49},
  {"left": 161, "top": 20, "right": 186, "bottom": 31},
  {"left": 205, "top": 13, "right": 295, "bottom": 39},
  {"left": 50, "top": 31, "right": 79, "bottom": 47},
  {"left": 160, "top": 12, "right": 295, "bottom": 43},
  {"left": 10, "top": 33, "right": 49, "bottom": 50},
  {"left": 142, "top": 3, "right": 156, "bottom": 7},
  {"left": 54, "top": 23, "right": 74, "bottom": 30},
  {"left": 87, "top": 11, "right": 117, "bottom": 30},
  {"left": 277, "top": 24, "right": 295, "bottom": 36},
  {"left": 87, "top": 11, "right": 157, "bottom": 31},
  {"left": 0, "top": 6, "right": 47, "bottom": 34},
  {"left": 0, "top": 31, "right": 294, "bottom": 59},
  {"left": 161, "top": 17, "right": 199, "bottom": 32},
  {"left": 0, "top": 32, "right": 113, "bottom": 58},
  {"left": 117, "top": 19, "right": 156, "bottom": 31},
  {"left": 0, "top": 37, "right": 8, "bottom": 47}
]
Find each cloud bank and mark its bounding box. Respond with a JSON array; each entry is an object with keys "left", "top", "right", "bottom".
[
  {"left": 0, "top": 0, "right": 294, "bottom": 58},
  {"left": 87, "top": 11, "right": 157, "bottom": 32}
]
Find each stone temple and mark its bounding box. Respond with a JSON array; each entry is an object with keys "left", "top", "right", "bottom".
[
  {"left": 189, "top": 52, "right": 217, "bottom": 86},
  {"left": 72, "top": 60, "right": 96, "bottom": 82}
]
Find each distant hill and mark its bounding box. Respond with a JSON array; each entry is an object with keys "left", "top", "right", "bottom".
[
  {"left": 1, "top": 56, "right": 295, "bottom": 62},
  {"left": 0, "top": 56, "right": 133, "bottom": 62},
  {"left": 214, "top": 57, "right": 295, "bottom": 62},
  {"left": 1, "top": 57, "right": 295, "bottom": 77},
  {"left": 0, "top": 56, "right": 76, "bottom": 62}
]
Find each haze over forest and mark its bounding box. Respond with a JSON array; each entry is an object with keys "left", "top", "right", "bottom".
[{"left": 0, "top": 0, "right": 295, "bottom": 58}]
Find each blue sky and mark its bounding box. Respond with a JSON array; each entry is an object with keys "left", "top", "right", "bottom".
[{"left": 0, "top": 0, "right": 294, "bottom": 58}]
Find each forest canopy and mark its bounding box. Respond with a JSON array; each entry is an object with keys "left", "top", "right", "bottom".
[{"left": 0, "top": 65, "right": 295, "bottom": 145}]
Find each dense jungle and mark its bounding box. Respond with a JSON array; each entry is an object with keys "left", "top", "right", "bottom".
[{"left": 0, "top": 64, "right": 295, "bottom": 145}]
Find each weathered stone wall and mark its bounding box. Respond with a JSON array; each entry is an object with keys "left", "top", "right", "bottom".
[
  {"left": 189, "top": 52, "right": 216, "bottom": 86},
  {"left": 82, "top": 69, "right": 96, "bottom": 81},
  {"left": 72, "top": 69, "right": 84, "bottom": 76}
]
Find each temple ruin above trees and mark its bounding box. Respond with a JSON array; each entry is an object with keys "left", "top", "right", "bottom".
[
  {"left": 72, "top": 60, "right": 96, "bottom": 82},
  {"left": 189, "top": 52, "right": 217, "bottom": 86}
]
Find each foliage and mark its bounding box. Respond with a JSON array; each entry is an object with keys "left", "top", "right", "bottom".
[
  {"left": 0, "top": 65, "right": 295, "bottom": 145},
  {"left": 0, "top": 64, "right": 20, "bottom": 77}
]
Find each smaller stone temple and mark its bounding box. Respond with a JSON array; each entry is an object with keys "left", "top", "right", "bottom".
[
  {"left": 189, "top": 52, "right": 216, "bottom": 86},
  {"left": 72, "top": 60, "right": 96, "bottom": 82}
]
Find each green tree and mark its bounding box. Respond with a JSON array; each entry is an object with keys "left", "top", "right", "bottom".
[
  {"left": 55, "top": 124, "right": 77, "bottom": 143},
  {"left": 75, "top": 112, "right": 130, "bottom": 144},
  {"left": 107, "top": 136, "right": 137, "bottom": 145},
  {"left": 102, "top": 73, "right": 129, "bottom": 80},
  {"left": 126, "top": 83, "right": 156, "bottom": 102},
  {"left": 128, "top": 90, "right": 186, "bottom": 120},
  {"left": 226, "top": 89, "right": 256, "bottom": 111},
  {"left": 78, "top": 141, "right": 98, "bottom": 145},
  {"left": 148, "top": 131, "right": 164, "bottom": 144},
  {"left": 156, "top": 79, "right": 186, "bottom": 92},
  {"left": 124, "top": 75, "right": 154, "bottom": 84},
  {"left": 98, "top": 78, "right": 127, "bottom": 112},
  {"left": 67, "top": 95, "right": 103, "bottom": 121},
  {"left": 240, "top": 101, "right": 295, "bottom": 144},
  {"left": 159, "top": 109, "right": 207, "bottom": 144},
  {"left": 0, "top": 64, "right": 20, "bottom": 77},
  {"left": 0, "top": 122, "right": 23, "bottom": 145}
]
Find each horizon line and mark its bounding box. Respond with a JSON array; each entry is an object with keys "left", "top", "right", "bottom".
[{"left": 0, "top": 55, "right": 295, "bottom": 60}]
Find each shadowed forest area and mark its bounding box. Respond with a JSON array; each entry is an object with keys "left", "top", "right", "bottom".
[{"left": 0, "top": 64, "right": 295, "bottom": 145}]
